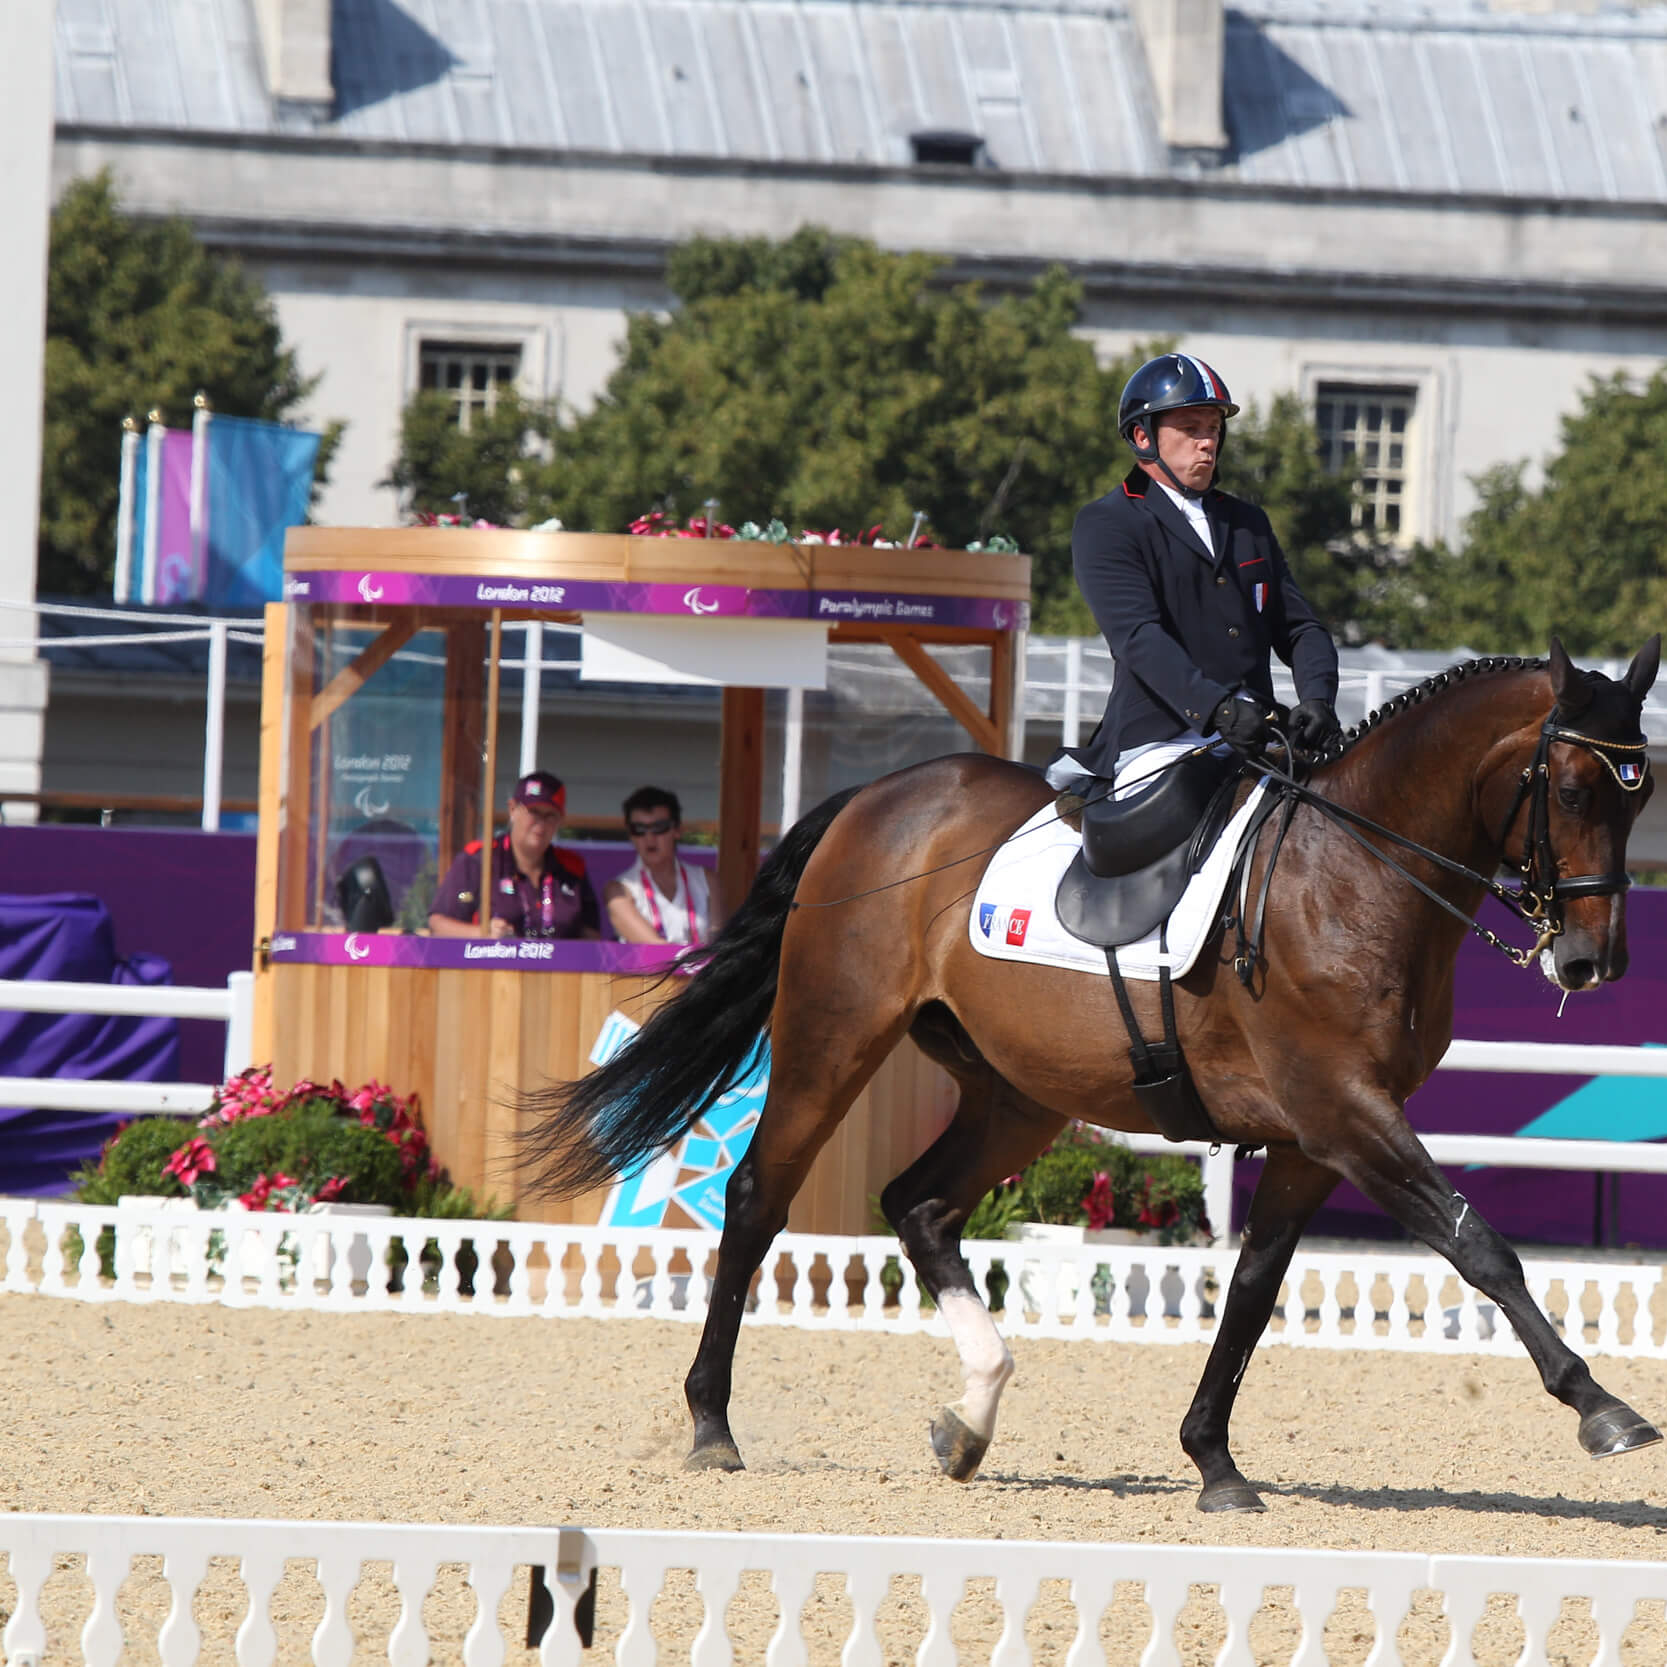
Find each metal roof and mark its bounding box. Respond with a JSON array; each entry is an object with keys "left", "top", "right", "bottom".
[{"left": 54, "top": 0, "right": 1667, "bottom": 203}]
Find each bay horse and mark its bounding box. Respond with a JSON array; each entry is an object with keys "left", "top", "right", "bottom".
[{"left": 524, "top": 637, "right": 1662, "bottom": 1512}]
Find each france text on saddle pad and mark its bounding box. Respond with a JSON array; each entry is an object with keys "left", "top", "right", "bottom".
[{"left": 968, "top": 786, "right": 1267, "bottom": 981}]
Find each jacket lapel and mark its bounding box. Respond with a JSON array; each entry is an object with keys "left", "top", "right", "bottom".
[
  {"left": 1136, "top": 478, "right": 1214, "bottom": 563},
  {"left": 1203, "top": 491, "right": 1231, "bottom": 573}
]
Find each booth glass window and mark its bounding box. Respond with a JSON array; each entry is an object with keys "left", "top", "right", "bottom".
[{"left": 278, "top": 607, "right": 492, "bottom": 934}]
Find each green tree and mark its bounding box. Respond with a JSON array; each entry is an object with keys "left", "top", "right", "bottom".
[
  {"left": 524, "top": 230, "right": 1153, "bottom": 625},
  {"left": 381, "top": 388, "right": 544, "bottom": 527},
  {"left": 40, "top": 171, "right": 337, "bottom": 595},
  {"left": 385, "top": 228, "right": 1384, "bottom": 636},
  {"left": 1374, "top": 371, "right": 1667, "bottom": 656}
]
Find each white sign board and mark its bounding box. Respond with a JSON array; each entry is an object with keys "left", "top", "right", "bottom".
[{"left": 580, "top": 615, "right": 830, "bottom": 690}]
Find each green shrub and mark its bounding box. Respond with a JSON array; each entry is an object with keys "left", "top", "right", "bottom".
[
  {"left": 207, "top": 1099, "right": 408, "bottom": 1207},
  {"left": 70, "top": 1117, "right": 190, "bottom": 1206}
]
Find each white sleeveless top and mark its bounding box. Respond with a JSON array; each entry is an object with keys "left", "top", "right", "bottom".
[{"left": 617, "top": 856, "right": 712, "bottom": 946}]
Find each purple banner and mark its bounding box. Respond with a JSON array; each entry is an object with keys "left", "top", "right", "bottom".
[
  {"left": 267, "top": 931, "right": 681, "bottom": 975},
  {"left": 283, "top": 570, "right": 1027, "bottom": 630}
]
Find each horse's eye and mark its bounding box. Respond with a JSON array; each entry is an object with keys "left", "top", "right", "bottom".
[{"left": 1558, "top": 785, "right": 1590, "bottom": 814}]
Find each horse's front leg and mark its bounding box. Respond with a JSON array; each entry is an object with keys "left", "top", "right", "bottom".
[
  {"left": 1321, "top": 1096, "right": 1662, "bottom": 1460},
  {"left": 1180, "top": 1144, "right": 1338, "bottom": 1512}
]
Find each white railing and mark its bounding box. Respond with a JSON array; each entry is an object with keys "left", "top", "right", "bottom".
[
  {"left": 7, "top": 1198, "right": 1662, "bottom": 1358},
  {"left": 0, "top": 970, "right": 253, "bottom": 1115},
  {"left": 2, "top": 1515, "right": 1665, "bottom": 1667}
]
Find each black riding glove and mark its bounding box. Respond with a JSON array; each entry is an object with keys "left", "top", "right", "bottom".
[
  {"left": 1289, "top": 697, "right": 1342, "bottom": 755},
  {"left": 1211, "top": 695, "right": 1272, "bottom": 757}
]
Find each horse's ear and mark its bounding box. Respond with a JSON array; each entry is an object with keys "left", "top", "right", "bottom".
[
  {"left": 1624, "top": 634, "right": 1662, "bottom": 703},
  {"left": 1548, "top": 637, "right": 1592, "bottom": 715}
]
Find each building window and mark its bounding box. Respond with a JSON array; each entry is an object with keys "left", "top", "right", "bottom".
[
  {"left": 418, "top": 341, "right": 522, "bottom": 432},
  {"left": 1314, "top": 384, "right": 1416, "bottom": 536}
]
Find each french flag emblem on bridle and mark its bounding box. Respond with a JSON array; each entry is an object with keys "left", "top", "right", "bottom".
[
  {"left": 1252, "top": 582, "right": 1268, "bottom": 614},
  {"left": 1620, "top": 759, "right": 1644, "bottom": 784}
]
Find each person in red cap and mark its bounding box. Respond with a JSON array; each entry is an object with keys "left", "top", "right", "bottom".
[{"left": 427, "top": 770, "right": 600, "bottom": 940}]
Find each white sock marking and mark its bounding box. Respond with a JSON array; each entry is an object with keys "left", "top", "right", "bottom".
[{"left": 937, "top": 1288, "right": 1015, "bottom": 1441}]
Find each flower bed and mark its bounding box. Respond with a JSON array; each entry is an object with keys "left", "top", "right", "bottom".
[
  {"left": 965, "top": 1123, "right": 1209, "bottom": 1246},
  {"left": 73, "top": 1067, "right": 499, "bottom": 1219}
]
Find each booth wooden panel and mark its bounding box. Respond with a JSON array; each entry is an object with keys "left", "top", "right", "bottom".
[{"left": 264, "top": 961, "right": 956, "bottom": 1231}]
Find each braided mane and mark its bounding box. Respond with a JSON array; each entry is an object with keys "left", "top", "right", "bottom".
[{"left": 1313, "top": 655, "right": 1548, "bottom": 766}]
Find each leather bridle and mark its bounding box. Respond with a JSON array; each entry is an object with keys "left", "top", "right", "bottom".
[
  {"left": 1240, "top": 705, "right": 1652, "bottom": 977},
  {"left": 1490, "top": 709, "right": 1652, "bottom": 955}
]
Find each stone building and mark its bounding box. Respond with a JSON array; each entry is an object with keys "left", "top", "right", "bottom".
[{"left": 23, "top": 0, "right": 1667, "bottom": 831}]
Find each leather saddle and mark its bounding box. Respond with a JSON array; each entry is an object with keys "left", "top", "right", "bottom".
[{"left": 1055, "top": 750, "right": 1241, "bottom": 948}]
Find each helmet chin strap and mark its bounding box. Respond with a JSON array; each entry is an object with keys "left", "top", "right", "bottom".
[{"left": 1154, "top": 454, "right": 1211, "bottom": 500}]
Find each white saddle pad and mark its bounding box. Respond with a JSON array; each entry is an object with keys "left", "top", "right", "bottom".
[{"left": 969, "top": 773, "right": 1268, "bottom": 981}]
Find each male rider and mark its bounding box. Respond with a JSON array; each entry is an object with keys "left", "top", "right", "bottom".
[{"left": 1049, "top": 353, "right": 1341, "bottom": 789}]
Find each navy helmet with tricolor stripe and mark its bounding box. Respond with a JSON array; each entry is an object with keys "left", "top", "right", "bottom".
[{"left": 1117, "top": 353, "right": 1241, "bottom": 461}]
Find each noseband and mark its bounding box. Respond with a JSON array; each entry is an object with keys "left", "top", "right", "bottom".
[{"left": 1494, "top": 710, "right": 1652, "bottom": 954}]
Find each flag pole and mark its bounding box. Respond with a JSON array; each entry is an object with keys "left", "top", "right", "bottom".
[
  {"left": 114, "top": 416, "right": 141, "bottom": 604},
  {"left": 190, "top": 391, "right": 212, "bottom": 597},
  {"left": 140, "top": 409, "right": 164, "bottom": 606}
]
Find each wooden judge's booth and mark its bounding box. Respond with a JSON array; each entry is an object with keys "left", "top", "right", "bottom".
[{"left": 249, "top": 528, "right": 1031, "bottom": 1231}]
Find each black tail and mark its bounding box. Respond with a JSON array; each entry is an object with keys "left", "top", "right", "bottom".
[{"left": 518, "top": 785, "right": 865, "bottom": 1199}]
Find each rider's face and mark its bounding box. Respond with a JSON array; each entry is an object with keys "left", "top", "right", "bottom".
[{"left": 1142, "top": 407, "right": 1222, "bottom": 492}]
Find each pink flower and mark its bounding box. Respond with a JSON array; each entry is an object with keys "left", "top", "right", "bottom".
[
  {"left": 314, "top": 1175, "right": 350, "bottom": 1203},
  {"left": 1082, "top": 1171, "right": 1116, "bottom": 1231},
  {"left": 163, "top": 1137, "right": 217, "bottom": 1188}
]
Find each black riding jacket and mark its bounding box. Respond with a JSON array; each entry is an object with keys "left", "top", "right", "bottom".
[{"left": 1061, "top": 467, "right": 1339, "bottom": 779}]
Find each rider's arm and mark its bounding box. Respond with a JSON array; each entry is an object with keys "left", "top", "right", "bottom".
[{"left": 1072, "top": 497, "right": 1237, "bottom": 730}]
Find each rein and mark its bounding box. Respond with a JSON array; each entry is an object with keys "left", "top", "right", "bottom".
[{"left": 1241, "top": 709, "right": 1650, "bottom": 979}]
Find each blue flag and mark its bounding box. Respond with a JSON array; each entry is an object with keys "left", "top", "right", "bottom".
[{"left": 204, "top": 415, "right": 322, "bottom": 605}]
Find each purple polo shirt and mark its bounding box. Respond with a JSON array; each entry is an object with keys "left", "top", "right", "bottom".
[{"left": 431, "top": 836, "right": 600, "bottom": 938}]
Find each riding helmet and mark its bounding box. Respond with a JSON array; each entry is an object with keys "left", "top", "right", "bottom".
[{"left": 1117, "top": 353, "right": 1241, "bottom": 463}]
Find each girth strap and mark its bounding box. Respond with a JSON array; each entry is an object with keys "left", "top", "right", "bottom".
[{"left": 1103, "top": 931, "right": 1222, "bottom": 1145}]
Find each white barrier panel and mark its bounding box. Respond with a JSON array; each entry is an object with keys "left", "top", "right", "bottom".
[
  {"left": 3, "top": 1515, "right": 1667, "bottom": 1667},
  {"left": 7, "top": 1199, "right": 1664, "bottom": 1359}
]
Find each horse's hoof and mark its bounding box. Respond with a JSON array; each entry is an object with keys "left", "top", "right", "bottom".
[
  {"left": 686, "top": 1440, "right": 745, "bottom": 1473},
  {"left": 1197, "top": 1478, "right": 1266, "bottom": 1513},
  {"left": 930, "top": 1407, "right": 989, "bottom": 1482},
  {"left": 1579, "top": 1403, "right": 1663, "bottom": 1459}
]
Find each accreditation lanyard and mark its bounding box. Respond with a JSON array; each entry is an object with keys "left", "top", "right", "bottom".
[
  {"left": 641, "top": 863, "right": 699, "bottom": 947},
  {"left": 494, "top": 836, "right": 556, "bottom": 935}
]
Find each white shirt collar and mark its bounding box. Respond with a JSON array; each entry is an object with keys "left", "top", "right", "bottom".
[{"left": 1153, "top": 479, "right": 1213, "bottom": 556}]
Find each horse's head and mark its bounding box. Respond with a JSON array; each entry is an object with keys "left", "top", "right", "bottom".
[{"left": 1518, "top": 635, "right": 1659, "bottom": 991}]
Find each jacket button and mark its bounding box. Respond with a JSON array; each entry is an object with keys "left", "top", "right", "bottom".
[
  {"left": 1186, "top": 709, "right": 1199, "bottom": 721},
  {"left": 1228, "top": 626, "right": 1240, "bottom": 638},
  {"left": 1216, "top": 575, "right": 1227, "bottom": 586}
]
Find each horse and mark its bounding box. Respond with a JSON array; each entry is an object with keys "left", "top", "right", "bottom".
[{"left": 523, "top": 635, "right": 1662, "bottom": 1513}]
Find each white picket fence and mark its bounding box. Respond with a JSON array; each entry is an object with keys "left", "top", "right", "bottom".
[
  {"left": 6, "top": 1197, "right": 1664, "bottom": 1358},
  {"left": 3, "top": 1514, "right": 1666, "bottom": 1667}
]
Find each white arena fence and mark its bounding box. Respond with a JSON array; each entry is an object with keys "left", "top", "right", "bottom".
[
  {"left": 3, "top": 1515, "right": 1667, "bottom": 1667},
  {"left": 7, "top": 1196, "right": 1667, "bottom": 1360}
]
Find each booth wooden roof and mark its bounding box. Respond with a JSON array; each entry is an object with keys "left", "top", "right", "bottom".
[{"left": 284, "top": 527, "right": 1031, "bottom": 606}]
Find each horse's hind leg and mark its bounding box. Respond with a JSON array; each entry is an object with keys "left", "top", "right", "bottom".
[
  {"left": 683, "top": 996, "right": 914, "bottom": 1472},
  {"left": 881, "top": 1014, "right": 1064, "bottom": 1482},
  {"left": 1324, "top": 1095, "right": 1661, "bottom": 1460},
  {"left": 1180, "top": 1144, "right": 1338, "bottom": 1512}
]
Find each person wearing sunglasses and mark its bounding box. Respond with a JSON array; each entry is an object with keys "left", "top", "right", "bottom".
[{"left": 603, "top": 786, "right": 717, "bottom": 946}]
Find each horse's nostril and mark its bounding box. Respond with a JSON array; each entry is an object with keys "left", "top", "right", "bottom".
[{"left": 1562, "top": 958, "right": 1596, "bottom": 989}]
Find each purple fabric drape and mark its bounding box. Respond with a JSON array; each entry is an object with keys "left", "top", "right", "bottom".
[{"left": 0, "top": 894, "right": 182, "bottom": 1196}]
